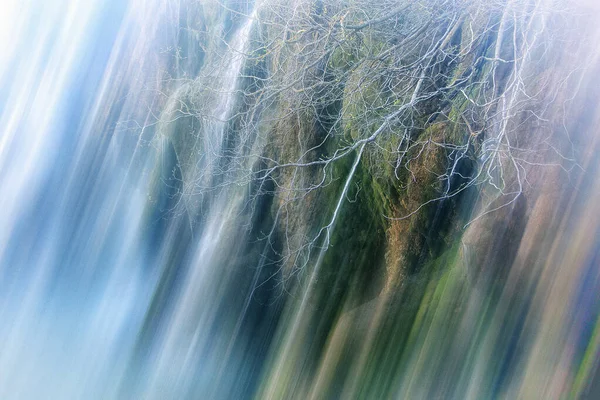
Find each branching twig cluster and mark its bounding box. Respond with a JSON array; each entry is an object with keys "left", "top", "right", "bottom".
[{"left": 128, "top": 0, "right": 584, "bottom": 285}]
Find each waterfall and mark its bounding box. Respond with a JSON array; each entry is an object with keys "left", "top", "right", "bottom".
[
  {"left": 0, "top": 1, "right": 263, "bottom": 397},
  {"left": 2, "top": 0, "right": 600, "bottom": 399},
  {"left": 0, "top": 0, "right": 168, "bottom": 398},
  {"left": 131, "top": 7, "right": 261, "bottom": 399}
]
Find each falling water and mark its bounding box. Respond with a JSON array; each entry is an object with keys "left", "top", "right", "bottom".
[
  {"left": 0, "top": 0, "right": 264, "bottom": 397},
  {"left": 2, "top": 0, "right": 600, "bottom": 399},
  {"left": 135, "top": 10, "right": 260, "bottom": 398},
  {"left": 0, "top": 0, "right": 163, "bottom": 398}
]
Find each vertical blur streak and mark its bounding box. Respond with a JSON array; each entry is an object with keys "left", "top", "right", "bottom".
[
  {"left": 0, "top": 0, "right": 268, "bottom": 398},
  {"left": 0, "top": 0, "right": 172, "bottom": 398}
]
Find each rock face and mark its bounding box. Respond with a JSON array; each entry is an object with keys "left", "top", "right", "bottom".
[{"left": 80, "top": 0, "right": 600, "bottom": 398}]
